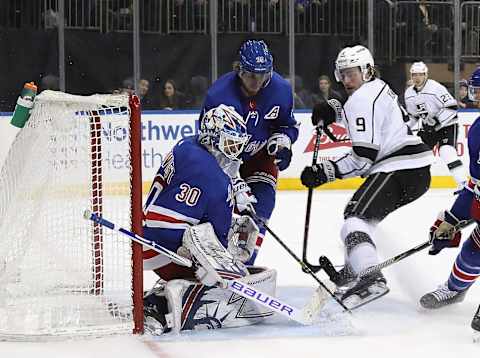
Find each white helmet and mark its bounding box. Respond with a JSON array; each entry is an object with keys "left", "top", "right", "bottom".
[
  {"left": 410, "top": 61, "right": 428, "bottom": 75},
  {"left": 334, "top": 45, "right": 375, "bottom": 82},
  {"left": 199, "top": 104, "right": 250, "bottom": 160}
]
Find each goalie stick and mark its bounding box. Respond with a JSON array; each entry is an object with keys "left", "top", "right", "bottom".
[{"left": 83, "top": 209, "right": 328, "bottom": 325}]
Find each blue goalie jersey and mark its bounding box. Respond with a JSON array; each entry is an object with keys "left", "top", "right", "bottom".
[
  {"left": 201, "top": 71, "right": 299, "bottom": 161},
  {"left": 142, "top": 136, "right": 234, "bottom": 254}
]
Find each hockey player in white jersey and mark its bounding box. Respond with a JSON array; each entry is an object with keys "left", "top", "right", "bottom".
[
  {"left": 404, "top": 62, "right": 467, "bottom": 188},
  {"left": 301, "top": 45, "right": 434, "bottom": 309}
]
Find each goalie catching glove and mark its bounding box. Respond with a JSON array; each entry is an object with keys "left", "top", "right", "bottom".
[
  {"left": 267, "top": 133, "right": 292, "bottom": 171},
  {"left": 428, "top": 210, "right": 463, "bottom": 255},
  {"left": 228, "top": 215, "right": 259, "bottom": 263}
]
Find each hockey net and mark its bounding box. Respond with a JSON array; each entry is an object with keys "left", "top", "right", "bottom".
[{"left": 0, "top": 90, "right": 143, "bottom": 340}]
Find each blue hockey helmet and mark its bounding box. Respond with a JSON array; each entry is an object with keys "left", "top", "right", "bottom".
[
  {"left": 239, "top": 40, "right": 273, "bottom": 74},
  {"left": 468, "top": 67, "right": 480, "bottom": 101},
  {"left": 199, "top": 104, "right": 250, "bottom": 160}
]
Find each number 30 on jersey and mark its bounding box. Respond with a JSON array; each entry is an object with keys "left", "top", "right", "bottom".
[{"left": 175, "top": 183, "right": 202, "bottom": 207}]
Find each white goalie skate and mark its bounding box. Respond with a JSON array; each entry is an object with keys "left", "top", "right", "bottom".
[{"left": 420, "top": 283, "right": 467, "bottom": 309}]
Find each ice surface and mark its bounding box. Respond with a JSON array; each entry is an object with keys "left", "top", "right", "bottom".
[{"left": 1, "top": 189, "right": 479, "bottom": 357}]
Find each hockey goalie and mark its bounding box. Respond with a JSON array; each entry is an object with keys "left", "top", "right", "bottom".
[{"left": 141, "top": 104, "right": 277, "bottom": 334}]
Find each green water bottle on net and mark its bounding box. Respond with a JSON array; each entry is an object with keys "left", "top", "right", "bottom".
[{"left": 11, "top": 82, "right": 37, "bottom": 128}]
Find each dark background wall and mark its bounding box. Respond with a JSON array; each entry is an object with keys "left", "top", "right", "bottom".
[{"left": 0, "top": 29, "right": 406, "bottom": 112}]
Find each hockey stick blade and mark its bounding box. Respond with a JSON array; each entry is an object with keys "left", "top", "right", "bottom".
[
  {"left": 83, "top": 209, "right": 319, "bottom": 325},
  {"left": 358, "top": 218, "right": 475, "bottom": 278}
]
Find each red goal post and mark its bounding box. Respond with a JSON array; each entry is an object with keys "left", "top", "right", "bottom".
[{"left": 0, "top": 90, "right": 143, "bottom": 340}]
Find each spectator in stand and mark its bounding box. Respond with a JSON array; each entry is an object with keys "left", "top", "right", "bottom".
[
  {"left": 232, "top": 60, "right": 241, "bottom": 72},
  {"left": 137, "top": 78, "right": 155, "bottom": 109},
  {"left": 185, "top": 75, "right": 208, "bottom": 109},
  {"left": 284, "top": 75, "right": 306, "bottom": 109},
  {"left": 458, "top": 79, "right": 476, "bottom": 109},
  {"left": 120, "top": 77, "right": 135, "bottom": 95},
  {"left": 159, "top": 79, "right": 185, "bottom": 110},
  {"left": 311, "top": 75, "right": 343, "bottom": 106},
  {"left": 294, "top": 75, "right": 313, "bottom": 108},
  {"left": 138, "top": 78, "right": 150, "bottom": 99},
  {"left": 40, "top": 74, "right": 60, "bottom": 91}
]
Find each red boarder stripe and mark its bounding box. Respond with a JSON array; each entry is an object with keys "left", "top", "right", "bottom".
[
  {"left": 452, "top": 262, "right": 480, "bottom": 282},
  {"left": 145, "top": 211, "right": 188, "bottom": 224}
]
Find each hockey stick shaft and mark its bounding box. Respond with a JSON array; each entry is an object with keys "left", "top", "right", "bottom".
[
  {"left": 84, "top": 210, "right": 314, "bottom": 325},
  {"left": 302, "top": 128, "right": 322, "bottom": 265},
  {"left": 358, "top": 219, "right": 475, "bottom": 278},
  {"left": 84, "top": 209, "right": 192, "bottom": 267},
  {"left": 251, "top": 211, "right": 351, "bottom": 313}
]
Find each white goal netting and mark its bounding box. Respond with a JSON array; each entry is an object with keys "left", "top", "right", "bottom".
[{"left": 0, "top": 90, "right": 139, "bottom": 340}]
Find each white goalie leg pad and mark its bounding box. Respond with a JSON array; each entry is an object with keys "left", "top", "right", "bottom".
[
  {"left": 163, "top": 267, "right": 278, "bottom": 332},
  {"left": 182, "top": 223, "right": 249, "bottom": 287}
]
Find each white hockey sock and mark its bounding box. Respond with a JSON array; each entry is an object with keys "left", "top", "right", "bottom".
[
  {"left": 439, "top": 145, "right": 467, "bottom": 187},
  {"left": 348, "top": 243, "right": 379, "bottom": 274}
]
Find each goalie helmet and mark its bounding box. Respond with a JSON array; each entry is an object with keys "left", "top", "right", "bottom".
[
  {"left": 199, "top": 105, "right": 249, "bottom": 161},
  {"left": 468, "top": 67, "right": 480, "bottom": 101},
  {"left": 334, "top": 45, "right": 375, "bottom": 82}
]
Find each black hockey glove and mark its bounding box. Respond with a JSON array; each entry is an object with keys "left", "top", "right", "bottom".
[
  {"left": 300, "top": 161, "right": 338, "bottom": 188},
  {"left": 311, "top": 98, "right": 343, "bottom": 128},
  {"left": 417, "top": 125, "right": 437, "bottom": 148}
]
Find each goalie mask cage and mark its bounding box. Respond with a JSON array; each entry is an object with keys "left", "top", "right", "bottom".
[{"left": 0, "top": 90, "right": 143, "bottom": 340}]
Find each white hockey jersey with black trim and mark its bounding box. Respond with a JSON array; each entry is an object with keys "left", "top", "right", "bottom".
[
  {"left": 332, "top": 78, "right": 433, "bottom": 178},
  {"left": 404, "top": 79, "right": 458, "bottom": 130}
]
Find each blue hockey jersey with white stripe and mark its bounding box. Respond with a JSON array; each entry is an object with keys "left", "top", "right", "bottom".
[
  {"left": 201, "top": 71, "right": 299, "bottom": 161},
  {"left": 450, "top": 116, "right": 480, "bottom": 219},
  {"left": 143, "top": 136, "right": 234, "bottom": 253}
]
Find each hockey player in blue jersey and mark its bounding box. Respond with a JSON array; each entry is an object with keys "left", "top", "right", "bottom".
[
  {"left": 420, "top": 68, "right": 480, "bottom": 334},
  {"left": 200, "top": 39, "right": 299, "bottom": 264},
  {"left": 142, "top": 104, "right": 252, "bottom": 280},
  {"left": 141, "top": 104, "right": 278, "bottom": 334}
]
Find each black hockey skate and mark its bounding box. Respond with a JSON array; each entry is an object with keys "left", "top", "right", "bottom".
[
  {"left": 420, "top": 283, "right": 467, "bottom": 309},
  {"left": 472, "top": 304, "right": 480, "bottom": 332},
  {"left": 335, "top": 264, "right": 356, "bottom": 287},
  {"left": 143, "top": 290, "right": 170, "bottom": 335},
  {"left": 337, "top": 271, "right": 389, "bottom": 310}
]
